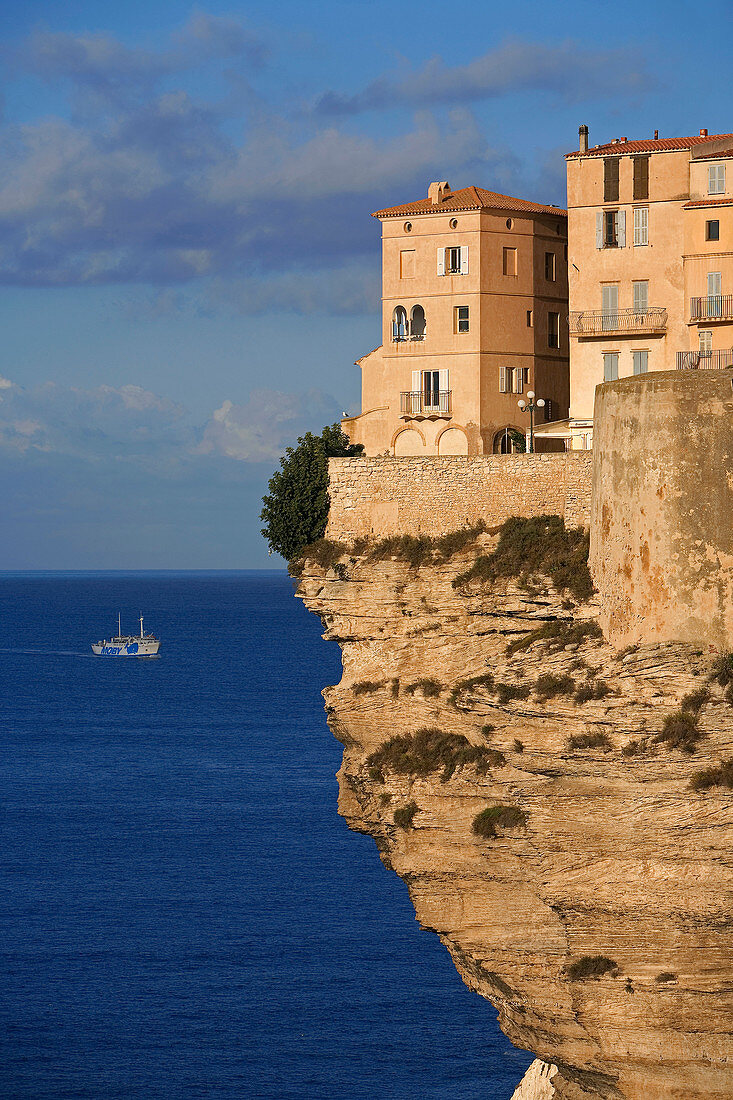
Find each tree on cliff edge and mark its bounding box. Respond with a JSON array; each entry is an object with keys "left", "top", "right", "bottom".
[{"left": 261, "top": 423, "right": 363, "bottom": 562}]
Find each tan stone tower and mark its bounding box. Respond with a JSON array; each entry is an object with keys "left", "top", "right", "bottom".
[{"left": 343, "top": 182, "right": 570, "bottom": 456}]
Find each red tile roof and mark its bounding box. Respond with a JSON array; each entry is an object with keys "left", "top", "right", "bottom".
[
  {"left": 694, "top": 148, "right": 733, "bottom": 160},
  {"left": 372, "top": 186, "right": 567, "bottom": 219},
  {"left": 683, "top": 197, "right": 733, "bottom": 209},
  {"left": 566, "top": 133, "right": 733, "bottom": 159}
]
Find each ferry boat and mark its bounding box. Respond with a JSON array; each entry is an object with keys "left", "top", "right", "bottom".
[{"left": 92, "top": 614, "right": 161, "bottom": 657}]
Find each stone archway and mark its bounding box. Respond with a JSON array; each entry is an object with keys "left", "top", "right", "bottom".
[
  {"left": 393, "top": 427, "right": 425, "bottom": 455},
  {"left": 437, "top": 425, "right": 469, "bottom": 455}
]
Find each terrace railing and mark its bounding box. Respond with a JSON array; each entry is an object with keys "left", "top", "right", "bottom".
[
  {"left": 400, "top": 391, "right": 452, "bottom": 417},
  {"left": 569, "top": 307, "right": 667, "bottom": 337},
  {"left": 676, "top": 349, "right": 733, "bottom": 370},
  {"left": 689, "top": 296, "right": 733, "bottom": 322}
]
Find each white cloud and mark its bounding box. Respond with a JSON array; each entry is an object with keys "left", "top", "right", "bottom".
[{"left": 198, "top": 388, "right": 342, "bottom": 462}]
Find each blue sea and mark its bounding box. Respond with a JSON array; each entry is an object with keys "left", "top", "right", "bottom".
[{"left": 0, "top": 572, "right": 531, "bottom": 1099}]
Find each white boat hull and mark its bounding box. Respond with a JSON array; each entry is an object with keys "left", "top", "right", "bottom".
[{"left": 91, "top": 639, "right": 160, "bottom": 657}]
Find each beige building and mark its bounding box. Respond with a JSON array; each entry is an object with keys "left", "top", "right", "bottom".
[
  {"left": 343, "top": 182, "right": 570, "bottom": 456},
  {"left": 552, "top": 126, "right": 733, "bottom": 450}
]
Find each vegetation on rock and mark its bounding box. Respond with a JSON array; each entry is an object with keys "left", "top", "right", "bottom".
[
  {"left": 405, "top": 678, "right": 443, "bottom": 697},
  {"left": 449, "top": 672, "right": 495, "bottom": 706},
  {"left": 367, "top": 727, "right": 505, "bottom": 783},
  {"left": 564, "top": 956, "right": 619, "bottom": 981},
  {"left": 261, "top": 423, "right": 363, "bottom": 563},
  {"left": 472, "top": 805, "right": 527, "bottom": 838},
  {"left": 453, "top": 515, "right": 593, "bottom": 602},
  {"left": 534, "top": 672, "right": 576, "bottom": 699},
  {"left": 567, "top": 732, "right": 612, "bottom": 751},
  {"left": 353, "top": 680, "right": 384, "bottom": 695},
  {"left": 506, "top": 618, "right": 603, "bottom": 657},
  {"left": 495, "top": 681, "right": 532, "bottom": 703},
  {"left": 689, "top": 758, "right": 733, "bottom": 790},
  {"left": 655, "top": 709, "right": 705, "bottom": 753},
  {"left": 393, "top": 801, "right": 419, "bottom": 829},
  {"left": 574, "top": 679, "right": 612, "bottom": 704}
]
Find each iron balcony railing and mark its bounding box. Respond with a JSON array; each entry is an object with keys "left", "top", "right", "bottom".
[
  {"left": 676, "top": 349, "right": 733, "bottom": 370},
  {"left": 568, "top": 307, "right": 667, "bottom": 337},
  {"left": 400, "top": 390, "right": 452, "bottom": 417},
  {"left": 392, "top": 329, "right": 426, "bottom": 342},
  {"left": 690, "top": 295, "right": 733, "bottom": 322}
]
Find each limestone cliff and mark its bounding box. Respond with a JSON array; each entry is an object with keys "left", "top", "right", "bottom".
[{"left": 296, "top": 533, "right": 733, "bottom": 1100}]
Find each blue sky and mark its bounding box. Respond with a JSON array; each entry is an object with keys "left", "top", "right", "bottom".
[{"left": 1, "top": 0, "right": 729, "bottom": 568}]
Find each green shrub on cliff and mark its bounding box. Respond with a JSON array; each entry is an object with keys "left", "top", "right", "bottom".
[
  {"left": 260, "top": 423, "right": 363, "bottom": 563},
  {"left": 655, "top": 709, "right": 705, "bottom": 753},
  {"left": 471, "top": 804, "right": 527, "bottom": 838},
  {"left": 564, "top": 956, "right": 619, "bottom": 981},
  {"left": 393, "top": 801, "right": 419, "bottom": 829},
  {"left": 367, "top": 727, "right": 505, "bottom": 782},
  {"left": 689, "top": 758, "right": 733, "bottom": 790},
  {"left": 453, "top": 514, "right": 593, "bottom": 602}
]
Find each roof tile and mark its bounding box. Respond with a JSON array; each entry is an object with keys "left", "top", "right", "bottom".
[
  {"left": 566, "top": 133, "right": 733, "bottom": 158},
  {"left": 372, "top": 186, "right": 566, "bottom": 219}
]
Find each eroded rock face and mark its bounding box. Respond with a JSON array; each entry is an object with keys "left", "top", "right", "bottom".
[{"left": 297, "top": 539, "right": 733, "bottom": 1100}]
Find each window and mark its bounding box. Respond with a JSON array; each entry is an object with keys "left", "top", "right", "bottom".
[
  {"left": 526, "top": 309, "right": 533, "bottom": 327},
  {"left": 604, "top": 157, "right": 619, "bottom": 202},
  {"left": 422, "top": 370, "right": 440, "bottom": 409},
  {"left": 498, "top": 366, "right": 510, "bottom": 393},
  {"left": 400, "top": 250, "right": 415, "bottom": 278},
  {"left": 633, "top": 156, "right": 649, "bottom": 200},
  {"left": 502, "top": 247, "right": 517, "bottom": 276},
  {"left": 597, "top": 209, "right": 626, "bottom": 248},
  {"left": 438, "top": 246, "right": 468, "bottom": 275},
  {"left": 632, "top": 351, "right": 648, "bottom": 375},
  {"left": 633, "top": 207, "right": 648, "bottom": 246},
  {"left": 545, "top": 252, "right": 556, "bottom": 281},
  {"left": 454, "top": 306, "right": 469, "bottom": 333},
  {"left": 633, "top": 281, "right": 649, "bottom": 314},
  {"left": 706, "top": 220, "right": 720, "bottom": 241},
  {"left": 708, "top": 164, "right": 725, "bottom": 194},
  {"left": 699, "top": 330, "right": 713, "bottom": 355},
  {"left": 392, "top": 305, "right": 408, "bottom": 341},
  {"left": 603, "top": 353, "right": 619, "bottom": 381},
  {"left": 708, "top": 272, "right": 722, "bottom": 315},
  {"left": 543, "top": 399, "right": 553, "bottom": 423},
  {"left": 601, "top": 284, "right": 619, "bottom": 329},
  {"left": 410, "top": 304, "right": 426, "bottom": 338},
  {"left": 512, "top": 367, "right": 527, "bottom": 394},
  {"left": 548, "top": 312, "right": 560, "bottom": 349}
]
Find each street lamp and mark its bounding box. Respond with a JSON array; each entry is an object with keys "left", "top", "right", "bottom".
[{"left": 517, "top": 390, "right": 545, "bottom": 453}]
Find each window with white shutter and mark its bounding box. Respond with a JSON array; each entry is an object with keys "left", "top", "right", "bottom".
[
  {"left": 699, "top": 330, "right": 713, "bottom": 355},
  {"left": 617, "top": 210, "right": 626, "bottom": 248},
  {"left": 512, "top": 367, "right": 525, "bottom": 394},
  {"left": 708, "top": 164, "right": 726, "bottom": 194},
  {"left": 596, "top": 211, "right": 603, "bottom": 249},
  {"left": 633, "top": 207, "right": 648, "bottom": 246},
  {"left": 460, "top": 246, "right": 469, "bottom": 275},
  {"left": 499, "top": 366, "right": 508, "bottom": 393},
  {"left": 632, "top": 351, "right": 648, "bottom": 375},
  {"left": 708, "top": 272, "right": 722, "bottom": 317},
  {"left": 633, "top": 281, "right": 649, "bottom": 314},
  {"left": 603, "top": 353, "right": 619, "bottom": 381},
  {"left": 437, "top": 248, "right": 445, "bottom": 276}
]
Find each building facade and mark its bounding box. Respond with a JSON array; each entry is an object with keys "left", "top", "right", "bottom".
[
  {"left": 556, "top": 126, "right": 733, "bottom": 450},
  {"left": 343, "top": 182, "right": 570, "bottom": 456}
]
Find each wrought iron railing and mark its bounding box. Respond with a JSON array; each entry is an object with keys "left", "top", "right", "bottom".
[
  {"left": 392, "top": 330, "right": 427, "bottom": 342},
  {"left": 400, "top": 391, "right": 452, "bottom": 416},
  {"left": 568, "top": 307, "right": 667, "bottom": 336},
  {"left": 689, "top": 295, "right": 733, "bottom": 322},
  {"left": 676, "top": 349, "right": 733, "bottom": 370}
]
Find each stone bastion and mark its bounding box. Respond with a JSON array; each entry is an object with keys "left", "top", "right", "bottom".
[{"left": 590, "top": 369, "right": 733, "bottom": 650}]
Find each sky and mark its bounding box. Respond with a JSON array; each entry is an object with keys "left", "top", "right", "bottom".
[{"left": 1, "top": 0, "right": 729, "bottom": 568}]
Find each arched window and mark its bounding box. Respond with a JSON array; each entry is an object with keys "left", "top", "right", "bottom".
[
  {"left": 392, "top": 306, "right": 408, "bottom": 341},
  {"left": 410, "top": 304, "right": 426, "bottom": 338},
  {"left": 493, "top": 427, "right": 526, "bottom": 454}
]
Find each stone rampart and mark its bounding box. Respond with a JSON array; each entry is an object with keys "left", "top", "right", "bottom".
[
  {"left": 325, "top": 452, "right": 593, "bottom": 541},
  {"left": 590, "top": 369, "right": 733, "bottom": 650}
]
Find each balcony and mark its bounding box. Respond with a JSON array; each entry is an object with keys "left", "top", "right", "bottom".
[
  {"left": 690, "top": 296, "right": 733, "bottom": 322},
  {"left": 392, "top": 332, "right": 426, "bottom": 343},
  {"left": 676, "top": 349, "right": 733, "bottom": 370},
  {"left": 569, "top": 307, "right": 667, "bottom": 338},
  {"left": 400, "top": 391, "right": 452, "bottom": 418}
]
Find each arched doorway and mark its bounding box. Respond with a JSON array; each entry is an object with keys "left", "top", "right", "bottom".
[
  {"left": 493, "top": 427, "right": 526, "bottom": 454},
  {"left": 392, "top": 306, "right": 408, "bottom": 341},
  {"left": 410, "top": 304, "right": 426, "bottom": 338}
]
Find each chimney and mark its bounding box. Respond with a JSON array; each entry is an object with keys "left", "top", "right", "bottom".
[
  {"left": 700, "top": 128, "right": 708, "bottom": 137},
  {"left": 579, "top": 124, "right": 589, "bottom": 153},
  {"left": 654, "top": 129, "right": 659, "bottom": 139},
  {"left": 428, "top": 181, "right": 451, "bottom": 205}
]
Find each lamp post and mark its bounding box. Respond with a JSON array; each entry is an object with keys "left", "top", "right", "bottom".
[{"left": 517, "top": 390, "right": 545, "bottom": 453}]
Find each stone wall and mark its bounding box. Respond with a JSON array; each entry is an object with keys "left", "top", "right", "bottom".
[
  {"left": 325, "top": 452, "right": 593, "bottom": 541},
  {"left": 590, "top": 369, "right": 733, "bottom": 650}
]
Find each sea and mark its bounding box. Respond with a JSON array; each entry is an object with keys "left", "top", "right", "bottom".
[{"left": 0, "top": 572, "right": 532, "bottom": 1099}]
